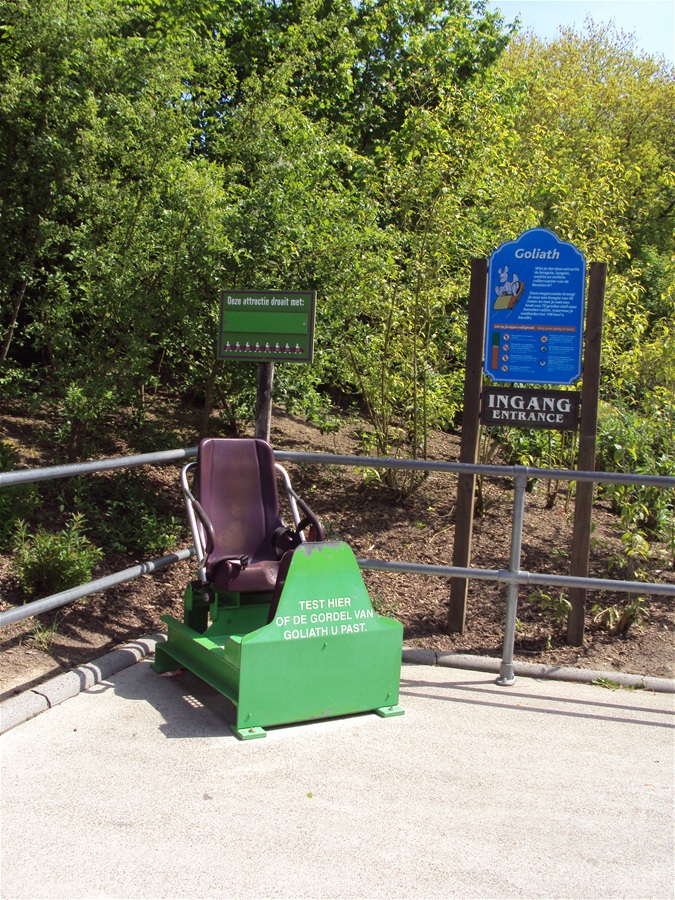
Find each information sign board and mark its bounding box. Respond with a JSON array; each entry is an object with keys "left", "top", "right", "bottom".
[
  {"left": 484, "top": 228, "right": 586, "bottom": 385},
  {"left": 218, "top": 290, "right": 315, "bottom": 362}
]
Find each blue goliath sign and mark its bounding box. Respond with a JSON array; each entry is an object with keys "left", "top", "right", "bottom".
[{"left": 484, "top": 228, "right": 586, "bottom": 385}]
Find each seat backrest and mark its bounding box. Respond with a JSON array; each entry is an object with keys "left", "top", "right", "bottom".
[{"left": 196, "top": 438, "right": 284, "bottom": 564}]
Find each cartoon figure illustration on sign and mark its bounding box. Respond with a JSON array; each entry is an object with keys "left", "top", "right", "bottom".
[{"left": 493, "top": 265, "right": 524, "bottom": 311}]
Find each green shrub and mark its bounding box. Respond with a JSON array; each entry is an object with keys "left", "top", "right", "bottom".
[
  {"left": 0, "top": 441, "right": 18, "bottom": 470},
  {"left": 74, "top": 470, "right": 184, "bottom": 557},
  {"left": 0, "top": 441, "right": 40, "bottom": 550},
  {"left": 596, "top": 401, "right": 674, "bottom": 540},
  {"left": 13, "top": 513, "right": 103, "bottom": 598},
  {"left": 54, "top": 381, "right": 117, "bottom": 462}
]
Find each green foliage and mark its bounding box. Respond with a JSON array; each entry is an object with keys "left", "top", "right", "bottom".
[
  {"left": 529, "top": 589, "right": 572, "bottom": 624},
  {"left": 370, "top": 591, "right": 399, "bottom": 619},
  {"left": 596, "top": 402, "right": 674, "bottom": 540},
  {"left": 495, "top": 427, "right": 562, "bottom": 468},
  {"left": 55, "top": 382, "right": 117, "bottom": 463},
  {"left": 0, "top": 441, "right": 39, "bottom": 550},
  {"left": 608, "top": 531, "right": 652, "bottom": 591},
  {"left": 0, "top": 1, "right": 672, "bottom": 514},
  {"left": 489, "top": 425, "right": 578, "bottom": 505},
  {"left": 498, "top": 25, "right": 675, "bottom": 263},
  {"left": 591, "top": 678, "right": 622, "bottom": 691},
  {"left": 13, "top": 513, "right": 103, "bottom": 598},
  {"left": 0, "top": 0, "right": 230, "bottom": 433},
  {"left": 592, "top": 597, "right": 648, "bottom": 635},
  {"left": 73, "top": 471, "right": 185, "bottom": 557},
  {"left": 527, "top": 588, "right": 571, "bottom": 651},
  {"left": 0, "top": 440, "right": 18, "bottom": 471},
  {"left": 29, "top": 614, "right": 62, "bottom": 652}
]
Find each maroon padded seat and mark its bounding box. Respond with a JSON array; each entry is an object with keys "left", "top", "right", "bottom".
[{"left": 196, "top": 438, "right": 285, "bottom": 593}]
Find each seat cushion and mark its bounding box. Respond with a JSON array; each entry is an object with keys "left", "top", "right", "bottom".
[{"left": 211, "top": 558, "right": 280, "bottom": 593}]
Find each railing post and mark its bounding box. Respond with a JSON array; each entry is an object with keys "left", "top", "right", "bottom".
[{"left": 496, "top": 467, "right": 528, "bottom": 686}]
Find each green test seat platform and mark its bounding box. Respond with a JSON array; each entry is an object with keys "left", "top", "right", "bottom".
[{"left": 153, "top": 439, "right": 403, "bottom": 739}]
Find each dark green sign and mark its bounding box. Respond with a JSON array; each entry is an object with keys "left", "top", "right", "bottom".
[{"left": 218, "top": 290, "right": 315, "bottom": 362}]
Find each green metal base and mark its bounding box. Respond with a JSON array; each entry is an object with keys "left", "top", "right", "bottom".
[
  {"left": 231, "top": 725, "right": 267, "bottom": 740},
  {"left": 375, "top": 705, "right": 405, "bottom": 718},
  {"left": 154, "top": 542, "right": 404, "bottom": 738}
]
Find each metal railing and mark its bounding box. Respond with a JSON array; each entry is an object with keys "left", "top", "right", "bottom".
[{"left": 1, "top": 447, "right": 673, "bottom": 685}]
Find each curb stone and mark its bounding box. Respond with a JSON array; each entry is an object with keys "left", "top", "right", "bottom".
[
  {"left": 0, "top": 632, "right": 166, "bottom": 735},
  {"left": 1, "top": 635, "right": 673, "bottom": 735},
  {"left": 0, "top": 690, "right": 49, "bottom": 734},
  {"left": 402, "top": 648, "right": 675, "bottom": 693}
]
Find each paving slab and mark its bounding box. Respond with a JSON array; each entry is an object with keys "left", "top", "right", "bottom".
[{"left": 1, "top": 659, "right": 673, "bottom": 900}]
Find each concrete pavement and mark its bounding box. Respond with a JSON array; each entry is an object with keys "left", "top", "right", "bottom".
[{"left": 1, "top": 655, "right": 674, "bottom": 899}]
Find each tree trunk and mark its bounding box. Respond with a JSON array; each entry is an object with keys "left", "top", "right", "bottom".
[{"left": 0, "top": 276, "right": 30, "bottom": 367}]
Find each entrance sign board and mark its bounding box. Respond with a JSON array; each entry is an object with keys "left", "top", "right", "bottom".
[
  {"left": 218, "top": 290, "right": 315, "bottom": 362},
  {"left": 484, "top": 229, "right": 586, "bottom": 385},
  {"left": 480, "top": 387, "right": 579, "bottom": 430}
]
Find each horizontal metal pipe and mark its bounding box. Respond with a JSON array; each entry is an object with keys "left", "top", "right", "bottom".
[
  {"left": 2, "top": 446, "right": 673, "bottom": 491},
  {"left": 356, "top": 558, "right": 675, "bottom": 597},
  {"left": 519, "top": 570, "right": 675, "bottom": 596},
  {"left": 274, "top": 450, "right": 675, "bottom": 489},
  {"left": 1, "top": 446, "right": 671, "bottom": 634},
  {"left": 4, "top": 545, "right": 670, "bottom": 631},
  {"left": 0, "top": 548, "right": 196, "bottom": 628},
  {"left": 357, "top": 559, "right": 501, "bottom": 581},
  {"left": 0, "top": 447, "right": 198, "bottom": 488}
]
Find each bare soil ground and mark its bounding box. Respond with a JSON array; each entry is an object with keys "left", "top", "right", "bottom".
[{"left": 1, "top": 399, "right": 673, "bottom": 701}]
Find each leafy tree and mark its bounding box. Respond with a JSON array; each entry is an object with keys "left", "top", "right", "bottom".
[
  {"left": 3, "top": 0, "right": 671, "bottom": 518},
  {"left": 491, "top": 22, "right": 674, "bottom": 539},
  {"left": 0, "top": 0, "right": 231, "bottom": 453}
]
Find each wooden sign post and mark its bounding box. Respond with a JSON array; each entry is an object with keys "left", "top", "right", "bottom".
[
  {"left": 255, "top": 361, "right": 275, "bottom": 442},
  {"left": 566, "top": 262, "right": 607, "bottom": 645},
  {"left": 448, "top": 259, "right": 487, "bottom": 633}
]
